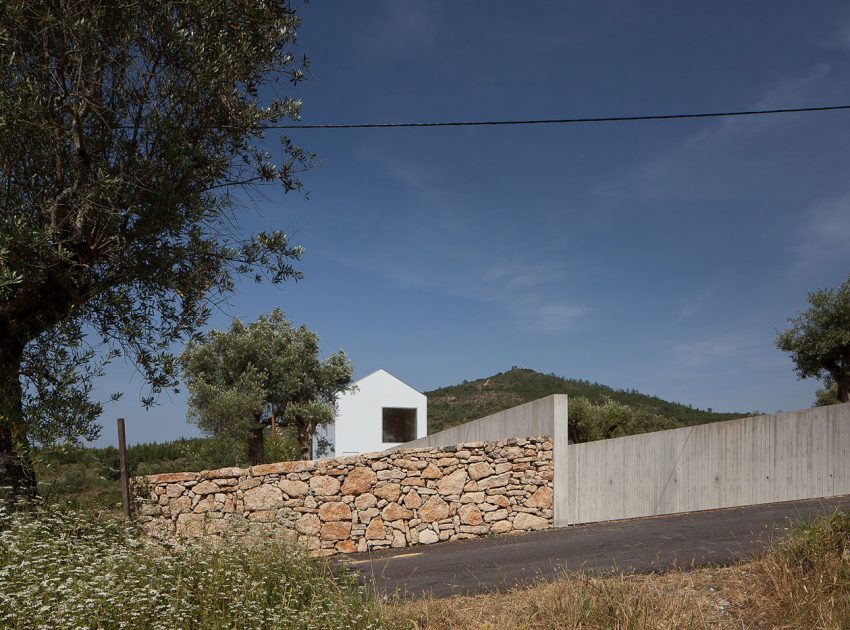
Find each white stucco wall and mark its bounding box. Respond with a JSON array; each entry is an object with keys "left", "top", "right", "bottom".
[{"left": 315, "top": 369, "right": 427, "bottom": 457}]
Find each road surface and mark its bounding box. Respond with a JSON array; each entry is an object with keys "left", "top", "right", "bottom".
[{"left": 342, "top": 495, "right": 850, "bottom": 598}]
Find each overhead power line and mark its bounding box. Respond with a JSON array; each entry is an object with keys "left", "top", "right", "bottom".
[{"left": 272, "top": 104, "right": 850, "bottom": 130}]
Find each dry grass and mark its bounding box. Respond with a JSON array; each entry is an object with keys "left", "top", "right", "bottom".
[{"left": 382, "top": 512, "right": 850, "bottom": 630}]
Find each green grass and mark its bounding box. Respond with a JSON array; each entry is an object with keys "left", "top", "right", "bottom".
[{"left": 0, "top": 505, "right": 381, "bottom": 629}]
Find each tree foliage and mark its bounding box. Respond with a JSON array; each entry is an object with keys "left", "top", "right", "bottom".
[
  {"left": 814, "top": 378, "right": 841, "bottom": 407},
  {"left": 0, "top": 0, "right": 310, "bottom": 497},
  {"left": 180, "top": 309, "right": 353, "bottom": 464},
  {"left": 776, "top": 274, "right": 850, "bottom": 404},
  {"left": 567, "top": 396, "right": 679, "bottom": 444}
]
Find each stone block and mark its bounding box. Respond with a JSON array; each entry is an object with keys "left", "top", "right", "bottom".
[
  {"left": 366, "top": 517, "right": 386, "bottom": 540},
  {"left": 374, "top": 483, "right": 401, "bottom": 502},
  {"left": 382, "top": 502, "right": 413, "bottom": 521},
  {"left": 243, "top": 485, "right": 284, "bottom": 511},
  {"left": 458, "top": 504, "right": 483, "bottom": 526},
  {"left": 525, "top": 486, "right": 553, "bottom": 509},
  {"left": 418, "top": 496, "right": 450, "bottom": 522},
  {"left": 341, "top": 466, "right": 377, "bottom": 495},
  {"left": 512, "top": 513, "right": 549, "bottom": 531},
  {"left": 318, "top": 501, "right": 352, "bottom": 522},
  {"left": 320, "top": 521, "right": 351, "bottom": 541},
  {"left": 468, "top": 462, "right": 496, "bottom": 481},
  {"left": 176, "top": 513, "right": 204, "bottom": 538},
  {"left": 309, "top": 475, "right": 341, "bottom": 496},
  {"left": 279, "top": 479, "right": 309, "bottom": 497},
  {"left": 436, "top": 469, "right": 467, "bottom": 496}
]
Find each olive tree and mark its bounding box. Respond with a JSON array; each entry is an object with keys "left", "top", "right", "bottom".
[
  {"left": 567, "top": 396, "right": 678, "bottom": 444},
  {"left": 0, "top": 0, "right": 310, "bottom": 498},
  {"left": 180, "top": 310, "right": 353, "bottom": 464},
  {"left": 776, "top": 274, "right": 850, "bottom": 404}
]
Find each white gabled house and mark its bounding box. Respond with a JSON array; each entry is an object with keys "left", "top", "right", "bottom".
[{"left": 313, "top": 369, "right": 427, "bottom": 457}]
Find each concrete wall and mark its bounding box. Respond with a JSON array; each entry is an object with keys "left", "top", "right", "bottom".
[
  {"left": 403, "top": 395, "right": 566, "bottom": 448},
  {"left": 565, "top": 403, "right": 850, "bottom": 524},
  {"left": 402, "top": 394, "right": 571, "bottom": 526}
]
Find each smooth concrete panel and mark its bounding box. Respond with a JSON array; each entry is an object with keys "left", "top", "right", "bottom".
[
  {"left": 567, "top": 403, "right": 850, "bottom": 524},
  {"left": 551, "top": 394, "right": 570, "bottom": 527},
  {"left": 400, "top": 395, "right": 566, "bottom": 448}
]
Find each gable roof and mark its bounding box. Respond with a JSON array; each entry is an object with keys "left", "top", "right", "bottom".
[{"left": 353, "top": 368, "right": 423, "bottom": 394}]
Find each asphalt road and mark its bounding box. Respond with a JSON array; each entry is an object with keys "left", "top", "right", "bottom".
[{"left": 343, "top": 495, "right": 850, "bottom": 598}]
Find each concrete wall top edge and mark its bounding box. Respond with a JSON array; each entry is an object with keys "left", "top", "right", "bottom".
[
  {"left": 399, "top": 394, "right": 567, "bottom": 450},
  {"left": 566, "top": 401, "right": 850, "bottom": 452}
]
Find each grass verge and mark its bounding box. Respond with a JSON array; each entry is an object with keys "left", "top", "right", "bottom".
[
  {"left": 382, "top": 511, "right": 850, "bottom": 629},
  {"left": 0, "top": 506, "right": 846, "bottom": 628}
]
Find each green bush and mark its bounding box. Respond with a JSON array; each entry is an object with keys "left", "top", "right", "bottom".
[
  {"left": 0, "top": 506, "right": 382, "bottom": 629},
  {"left": 567, "top": 396, "right": 680, "bottom": 444},
  {"left": 779, "top": 510, "right": 850, "bottom": 577}
]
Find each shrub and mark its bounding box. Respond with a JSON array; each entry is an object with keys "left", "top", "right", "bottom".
[
  {"left": 0, "top": 506, "right": 381, "bottom": 629},
  {"left": 568, "top": 396, "right": 679, "bottom": 443},
  {"left": 745, "top": 510, "right": 850, "bottom": 628}
]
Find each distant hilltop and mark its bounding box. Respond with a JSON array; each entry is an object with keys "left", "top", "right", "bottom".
[{"left": 425, "top": 367, "right": 749, "bottom": 434}]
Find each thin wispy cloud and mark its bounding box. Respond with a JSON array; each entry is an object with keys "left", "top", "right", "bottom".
[
  {"left": 594, "top": 64, "right": 833, "bottom": 202},
  {"left": 821, "top": 16, "right": 850, "bottom": 50},
  {"left": 679, "top": 289, "right": 714, "bottom": 319},
  {"left": 484, "top": 262, "right": 559, "bottom": 290},
  {"left": 514, "top": 301, "right": 587, "bottom": 333},
  {"left": 672, "top": 334, "right": 786, "bottom": 370},
  {"left": 370, "top": 0, "right": 440, "bottom": 52},
  {"left": 794, "top": 192, "right": 850, "bottom": 271},
  {"left": 674, "top": 334, "right": 746, "bottom": 367}
]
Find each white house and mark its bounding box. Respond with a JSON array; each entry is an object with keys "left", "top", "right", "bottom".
[{"left": 314, "top": 369, "right": 427, "bottom": 457}]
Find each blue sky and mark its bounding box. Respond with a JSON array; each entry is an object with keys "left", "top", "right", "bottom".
[{"left": 95, "top": 1, "right": 850, "bottom": 446}]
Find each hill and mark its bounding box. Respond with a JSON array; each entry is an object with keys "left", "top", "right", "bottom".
[{"left": 425, "top": 367, "right": 749, "bottom": 434}]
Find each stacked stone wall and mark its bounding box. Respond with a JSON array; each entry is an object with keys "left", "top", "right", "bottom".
[{"left": 133, "top": 436, "right": 553, "bottom": 555}]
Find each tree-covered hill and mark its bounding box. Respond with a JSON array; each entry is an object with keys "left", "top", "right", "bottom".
[{"left": 425, "top": 367, "right": 750, "bottom": 434}]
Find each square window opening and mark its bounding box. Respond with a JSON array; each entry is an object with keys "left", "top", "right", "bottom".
[{"left": 382, "top": 407, "right": 417, "bottom": 443}]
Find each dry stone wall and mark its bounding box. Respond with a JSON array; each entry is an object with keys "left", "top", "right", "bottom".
[{"left": 133, "top": 436, "right": 554, "bottom": 556}]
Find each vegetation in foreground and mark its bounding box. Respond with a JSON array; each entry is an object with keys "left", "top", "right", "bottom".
[
  {"left": 0, "top": 505, "right": 380, "bottom": 630},
  {"left": 384, "top": 511, "right": 850, "bottom": 629},
  {"left": 0, "top": 503, "right": 845, "bottom": 629}
]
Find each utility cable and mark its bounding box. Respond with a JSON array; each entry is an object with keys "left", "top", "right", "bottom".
[{"left": 271, "top": 104, "right": 850, "bottom": 130}]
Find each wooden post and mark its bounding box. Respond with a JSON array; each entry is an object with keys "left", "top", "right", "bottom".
[
  {"left": 270, "top": 408, "right": 277, "bottom": 440},
  {"left": 117, "top": 418, "right": 131, "bottom": 520}
]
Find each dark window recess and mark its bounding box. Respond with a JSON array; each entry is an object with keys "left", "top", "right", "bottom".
[{"left": 382, "top": 407, "right": 417, "bottom": 443}]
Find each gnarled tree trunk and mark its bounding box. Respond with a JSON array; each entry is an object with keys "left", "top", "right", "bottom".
[
  {"left": 0, "top": 346, "right": 37, "bottom": 503},
  {"left": 837, "top": 375, "right": 850, "bottom": 403},
  {"left": 296, "top": 420, "right": 315, "bottom": 461},
  {"left": 247, "top": 424, "right": 265, "bottom": 466}
]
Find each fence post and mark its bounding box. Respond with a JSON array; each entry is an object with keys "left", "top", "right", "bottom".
[{"left": 117, "top": 418, "right": 131, "bottom": 520}]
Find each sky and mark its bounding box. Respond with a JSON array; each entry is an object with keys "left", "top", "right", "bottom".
[{"left": 94, "top": 0, "right": 850, "bottom": 446}]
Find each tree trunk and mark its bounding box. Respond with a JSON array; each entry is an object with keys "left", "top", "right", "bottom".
[
  {"left": 0, "top": 348, "right": 37, "bottom": 503},
  {"left": 296, "top": 420, "right": 314, "bottom": 461},
  {"left": 837, "top": 376, "right": 850, "bottom": 403},
  {"left": 247, "top": 425, "right": 265, "bottom": 466}
]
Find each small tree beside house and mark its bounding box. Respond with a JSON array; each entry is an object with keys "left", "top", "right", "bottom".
[{"left": 180, "top": 309, "right": 353, "bottom": 465}]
